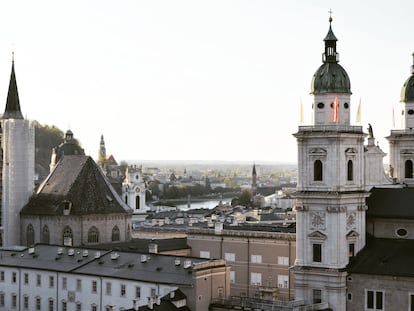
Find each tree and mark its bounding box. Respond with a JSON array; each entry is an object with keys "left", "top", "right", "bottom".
[{"left": 238, "top": 190, "right": 252, "bottom": 207}]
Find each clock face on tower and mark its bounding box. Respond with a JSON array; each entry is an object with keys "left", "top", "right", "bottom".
[{"left": 310, "top": 212, "right": 326, "bottom": 230}]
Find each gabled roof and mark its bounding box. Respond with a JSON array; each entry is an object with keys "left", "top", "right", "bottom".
[
  {"left": 367, "top": 187, "right": 414, "bottom": 219},
  {"left": 21, "top": 155, "right": 132, "bottom": 215},
  {"left": 347, "top": 236, "right": 414, "bottom": 277}
]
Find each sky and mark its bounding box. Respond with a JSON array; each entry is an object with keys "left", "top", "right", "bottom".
[{"left": 0, "top": 0, "right": 412, "bottom": 163}]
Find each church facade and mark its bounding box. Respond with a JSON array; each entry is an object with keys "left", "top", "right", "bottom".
[
  {"left": 293, "top": 16, "right": 414, "bottom": 311},
  {"left": 0, "top": 59, "right": 133, "bottom": 248}
]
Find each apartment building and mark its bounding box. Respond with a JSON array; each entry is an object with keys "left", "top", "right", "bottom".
[{"left": 187, "top": 224, "right": 296, "bottom": 301}]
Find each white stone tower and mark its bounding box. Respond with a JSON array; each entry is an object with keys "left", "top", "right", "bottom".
[
  {"left": 292, "top": 17, "right": 369, "bottom": 310},
  {"left": 1, "top": 59, "right": 34, "bottom": 246},
  {"left": 387, "top": 53, "right": 414, "bottom": 184},
  {"left": 122, "top": 165, "right": 149, "bottom": 217}
]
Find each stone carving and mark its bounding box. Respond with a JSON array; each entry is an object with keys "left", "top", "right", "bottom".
[
  {"left": 346, "top": 212, "right": 356, "bottom": 230},
  {"left": 310, "top": 211, "right": 326, "bottom": 230}
]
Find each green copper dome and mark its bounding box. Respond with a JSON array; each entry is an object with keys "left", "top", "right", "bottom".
[
  {"left": 311, "top": 62, "right": 351, "bottom": 94},
  {"left": 400, "top": 53, "right": 414, "bottom": 102},
  {"left": 310, "top": 18, "right": 351, "bottom": 95}
]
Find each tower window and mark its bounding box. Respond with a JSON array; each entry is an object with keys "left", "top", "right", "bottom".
[
  {"left": 317, "top": 102, "right": 324, "bottom": 109},
  {"left": 405, "top": 160, "right": 413, "bottom": 178},
  {"left": 312, "top": 243, "right": 322, "bottom": 262},
  {"left": 344, "top": 103, "right": 349, "bottom": 109},
  {"left": 314, "top": 160, "right": 323, "bottom": 181},
  {"left": 135, "top": 196, "right": 140, "bottom": 210},
  {"left": 349, "top": 243, "right": 355, "bottom": 257},
  {"left": 409, "top": 109, "right": 414, "bottom": 115},
  {"left": 313, "top": 289, "right": 322, "bottom": 304},
  {"left": 347, "top": 160, "right": 354, "bottom": 181}
]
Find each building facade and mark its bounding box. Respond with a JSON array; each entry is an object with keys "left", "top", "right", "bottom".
[
  {"left": 0, "top": 244, "right": 230, "bottom": 311},
  {"left": 187, "top": 225, "right": 296, "bottom": 301}
]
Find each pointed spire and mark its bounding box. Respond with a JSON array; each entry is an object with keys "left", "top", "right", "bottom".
[
  {"left": 3, "top": 54, "right": 23, "bottom": 119},
  {"left": 252, "top": 163, "right": 257, "bottom": 176}
]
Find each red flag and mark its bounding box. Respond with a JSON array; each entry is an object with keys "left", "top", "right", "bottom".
[{"left": 332, "top": 96, "right": 339, "bottom": 122}]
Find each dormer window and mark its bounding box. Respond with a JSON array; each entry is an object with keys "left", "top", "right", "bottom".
[{"left": 62, "top": 200, "right": 73, "bottom": 216}]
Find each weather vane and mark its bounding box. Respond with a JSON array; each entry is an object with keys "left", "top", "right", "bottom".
[{"left": 328, "top": 9, "right": 333, "bottom": 23}]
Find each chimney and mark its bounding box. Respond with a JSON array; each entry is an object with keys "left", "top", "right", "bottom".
[
  {"left": 147, "top": 297, "right": 154, "bottom": 310},
  {"left": 133, "top": 299, "right": 139, "bottom": 311},
  {"left": 155, "top": 295, "right": 161, "bottom": 305},
  {"left": 148, "top": 242, "right": 158, "bottom": 254}
]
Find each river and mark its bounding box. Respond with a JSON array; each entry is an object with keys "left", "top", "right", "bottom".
[{"left": 176, "top": 199, "right": 231, "bottom": 210}]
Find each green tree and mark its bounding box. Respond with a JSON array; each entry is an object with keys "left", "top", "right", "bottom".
[{"left": 239, "top": 190, "right": 252, "bottom": 207}]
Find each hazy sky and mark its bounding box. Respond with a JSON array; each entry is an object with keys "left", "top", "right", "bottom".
[{"left": 0, "top": 0, "right": 412, "bottom": 163}]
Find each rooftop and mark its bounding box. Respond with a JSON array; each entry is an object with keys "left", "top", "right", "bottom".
[{"left": 0, "top": 244, "right": 224, "bottom": 285}]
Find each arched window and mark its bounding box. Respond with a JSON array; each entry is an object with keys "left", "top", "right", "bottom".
[
  {"left": 135, "top": 196, "right": 140, "bottom": 210},
  {"left": 88, "top": 226, "right": 99, "bottom": 243},
  {"left": 41, "top": 225, "right": 50, "bottom": 244},
  {"left": 347, "top": 160, "right": 353, "bottom": 181},
  {"left": 405, "top": 160, "right": 413, "bottom": 178},
  {"left": 125, "top": 195, "right": 128, "bottom": 204},
  {"left": 63, "top": 226, "right": 73, "bottom": 246},
  {"left": 111, "top": 226, "right": 120, "bottom": 242},
  {"left": 314, "top": 160, "right": 323, "bottom": 181},
  {"left": 26, "top": 224, "right": 35, "bottom": 246}
]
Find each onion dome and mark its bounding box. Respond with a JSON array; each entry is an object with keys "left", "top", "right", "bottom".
[
  {"left": 400, "top": 53, "right": 414, "bottom": 102},
  {"left": 310, "top": 17, "right": 351, "bottom": 95}
]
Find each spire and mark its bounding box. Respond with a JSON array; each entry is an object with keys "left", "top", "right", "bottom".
[
  {"left": 322, "top": 12, "right": 339, "bottom": 64},
  {"left": 3, "top": 55, "right": 23, "bottom": 119},
  {"left": 252, "top": 163, "right": 257, "bottom": 196}
]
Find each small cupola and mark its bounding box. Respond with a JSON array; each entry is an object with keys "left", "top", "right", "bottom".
[{"left": 323, "top": 15, "right": 339, "bottom": 63}]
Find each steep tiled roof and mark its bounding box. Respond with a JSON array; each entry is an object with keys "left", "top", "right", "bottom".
[
  {"left": 347, "top": 235, "right": 414, "bottom": 277},
  {"left": 367, "top": 187, "right": 414, "bottom": 219},
  {"left": 21, "top": 155, "right": 132, "bottom": 215}
]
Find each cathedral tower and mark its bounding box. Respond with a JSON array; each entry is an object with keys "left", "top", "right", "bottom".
[
  {"left": 292, "top": 17, "right": 369, "bottom": 310},
  {"left": 1, "top": 59, "right": 34, "bottom": 246},
  {"left": 387, "top": 53, "right": 414, "bottom": 183}
]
